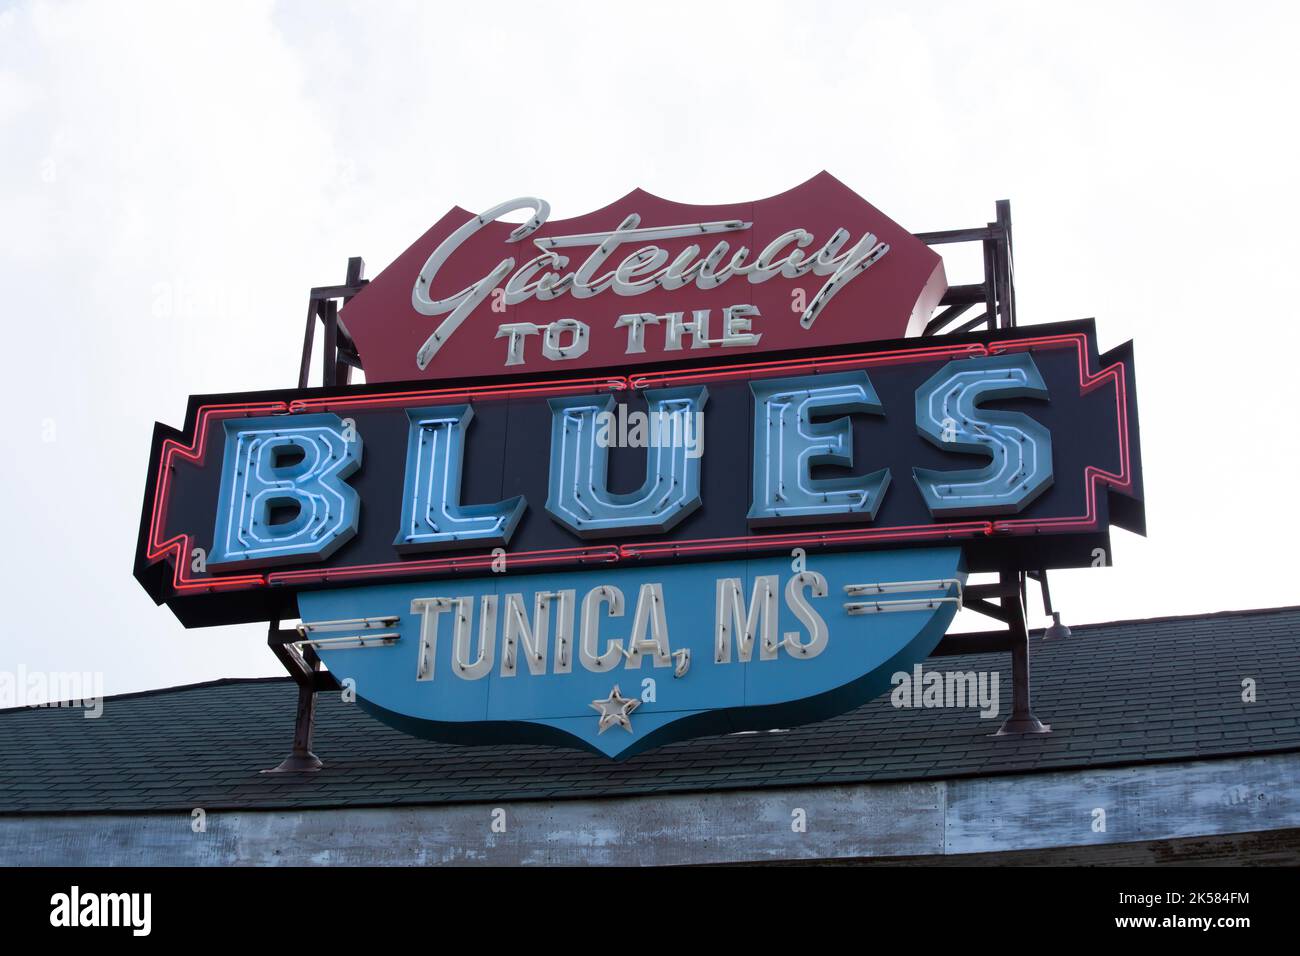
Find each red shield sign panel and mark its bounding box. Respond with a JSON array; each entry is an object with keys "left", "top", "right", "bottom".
[{"left": 340, "top": 171, "right": 946, "bottom": 383}]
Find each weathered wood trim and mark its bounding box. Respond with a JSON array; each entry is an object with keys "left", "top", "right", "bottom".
[{"left": 1, "top": 753, "right": 1297, "bottom": 866}]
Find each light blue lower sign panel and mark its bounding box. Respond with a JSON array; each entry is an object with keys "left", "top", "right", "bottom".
[{"left": 298, "top": 548, "right": 965, "bottom": 760}]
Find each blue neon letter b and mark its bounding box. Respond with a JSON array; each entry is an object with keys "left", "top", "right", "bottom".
[{"left": 209, "top": 413, "right": 363, "bottom": 569}]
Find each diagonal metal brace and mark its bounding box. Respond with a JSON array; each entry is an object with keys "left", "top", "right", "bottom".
[{"left": 263, "top": 620, "right": 340, "bottom": 773}]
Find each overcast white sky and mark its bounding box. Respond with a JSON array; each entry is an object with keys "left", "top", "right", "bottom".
[{"left": 1, "top": 0, "right": 1297, "bottom": 699}]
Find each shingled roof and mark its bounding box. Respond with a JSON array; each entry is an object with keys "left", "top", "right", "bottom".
[{"left": 3, "top": 605, "right": 1298, "bottom": 816}]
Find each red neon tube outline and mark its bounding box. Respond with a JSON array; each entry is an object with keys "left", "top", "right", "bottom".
[{"left": 144, "top": 333, "right": 1133, "bottom": 594}]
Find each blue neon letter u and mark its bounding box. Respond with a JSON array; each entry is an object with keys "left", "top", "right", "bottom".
[{"left": 546, "top": 387, "right": 707, "bottom": 538}]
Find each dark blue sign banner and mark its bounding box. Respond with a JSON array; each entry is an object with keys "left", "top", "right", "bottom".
[{"left": 135, "top": 319, "right": 1142, "bottom": 630}]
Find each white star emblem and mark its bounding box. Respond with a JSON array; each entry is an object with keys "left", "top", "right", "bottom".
[{"left": 590, "top": 684, "right": 640, "bottom": 735}]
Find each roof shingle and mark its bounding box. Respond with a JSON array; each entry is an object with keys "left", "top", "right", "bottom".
[{"left": 1, "top": 605, "right": 1297, "bottom": 815}]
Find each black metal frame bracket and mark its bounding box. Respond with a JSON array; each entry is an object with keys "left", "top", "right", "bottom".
[
  {"left": 298, "top": 256, "right": 368, "bottom": 389},
  {"left": 930, "top": 570, "right": 1051, "bottom": 735},
  {"left": 917, "top": 199, "right": 1016, "bottom": 336},
  {"left": 267, "top": 254, "right": 368, "bottom": 771},
  {"left": 917, "top": 201, "right": 1054, "bottom": 735}
]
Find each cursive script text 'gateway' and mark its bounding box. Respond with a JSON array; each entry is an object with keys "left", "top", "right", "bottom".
[{"left": 410, "top": 197, "right": 891, "bottom": 369}]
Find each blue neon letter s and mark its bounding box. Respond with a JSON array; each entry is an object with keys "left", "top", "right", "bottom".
[
  {"left": 747, "top": 370, "right": 890, "bottom": 527},
  {"left": 209, "top": 413, "right": 363, "bottom": 569},
  {"left": 913, "top": 353, "right": 1053, "bottom": 516},
  {"left": 394, "top": 404, "right": 526, "bottom": 552}
]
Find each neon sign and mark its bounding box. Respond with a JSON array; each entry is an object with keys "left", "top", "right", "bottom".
[
  {"left": 135, "top": 320, "right": 1142, "bottom": 628},
  {"left": 131, "top": 180, "right": 1145, "bottom": 760}
]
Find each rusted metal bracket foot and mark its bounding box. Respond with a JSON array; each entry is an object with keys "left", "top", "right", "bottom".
[
  {"left": 262, "top": 620, "right": 336, "bottom": 774},
  {"left": 266, "top": 750, "right": 323, "bottom": 774},
  {"left": 996, "top": 714, "right": 1052, "bottom": 736},
  {"left": 261, "top": 680, "right": 324, "bottom": 774},
  {"left": 995, "top": 572, "right": 1052, "bottom": 735},
  {"left": 938, "top": 571, "right": 1053, "bottom": 736}
]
